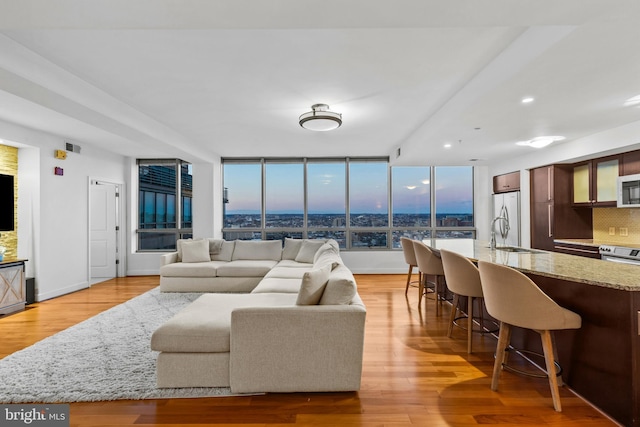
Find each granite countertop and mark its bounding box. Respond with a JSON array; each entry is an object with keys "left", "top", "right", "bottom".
[{"left": 425, "top": 239, "right": 640, "bottom": 292}]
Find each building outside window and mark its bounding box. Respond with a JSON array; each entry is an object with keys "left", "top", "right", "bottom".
[
  {"left": 434, "top": 166, "right": 474, "bottom": 239},
  {"left": 137, "top": 159, "right": 192, "bottom": 251},
  {"left": 222, "top": 158, "right": 474, "bottom": 249}
]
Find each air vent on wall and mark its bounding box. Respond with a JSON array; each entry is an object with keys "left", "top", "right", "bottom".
[{"left": 65, "top": 141, "right": 81, "bottom": 154}]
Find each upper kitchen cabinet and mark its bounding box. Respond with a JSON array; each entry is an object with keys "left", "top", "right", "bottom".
[
  {"left": 531, "top": 164, "right": 592, "bottom": 251},
  {"left": 621, "top": 150, "right": 640, "bottom": 175},
  {"left": 572, "top": 155, "right": 620, "bottom": 207},
  {"left": 492, "top": 171, "right": 520, "bottom": 194}
]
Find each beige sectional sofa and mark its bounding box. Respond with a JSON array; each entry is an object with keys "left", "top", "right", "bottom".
[{"left": 152, "top": 238, "right": 367, "bottom": 393}]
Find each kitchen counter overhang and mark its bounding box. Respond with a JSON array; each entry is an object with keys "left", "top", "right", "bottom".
[{"left": 428, "top": 238, "right": 640, "bottom": 291}]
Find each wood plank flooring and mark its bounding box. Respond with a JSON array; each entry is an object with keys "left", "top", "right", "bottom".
[{"left": 0, "top": 274, "right": 618, "bottom": 426}]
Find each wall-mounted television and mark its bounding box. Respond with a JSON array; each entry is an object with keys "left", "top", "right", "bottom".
[{"left": 0, "top": 174, "right": 14, "bottom": 232}]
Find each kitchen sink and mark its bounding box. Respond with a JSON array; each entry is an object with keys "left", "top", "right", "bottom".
[{"left": 492, "top": 246, "right": 545, "bottom": 254}]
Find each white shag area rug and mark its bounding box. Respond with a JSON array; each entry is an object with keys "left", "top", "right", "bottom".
[{"left": 0, "top": 287, "right": 234, "bottom": 403}]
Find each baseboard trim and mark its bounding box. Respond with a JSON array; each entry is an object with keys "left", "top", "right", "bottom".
[{"left": 37, "top": 281, "right": 89, "bottom": 302}]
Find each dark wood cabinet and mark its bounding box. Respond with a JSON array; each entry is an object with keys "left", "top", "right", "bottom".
[
  {"left": 622, "top": 150, "right": 640, "bottom": 175},
  {"left": 553, "top": 241, "right": 600, "bottom": 259},
  {"left": 492, "top": 171, "right": 520, "bottom": 193},
  {"left": 530, "top": 165, "right": 592, "bottom": 251}
]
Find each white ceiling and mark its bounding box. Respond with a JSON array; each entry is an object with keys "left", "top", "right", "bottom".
[{"left": 0, "top": 0, "right": 639, "bottom": 165}]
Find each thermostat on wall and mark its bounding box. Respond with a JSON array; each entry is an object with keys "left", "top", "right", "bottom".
[{"left": 54, "top": 167, "right": 64, "bottom": 176}]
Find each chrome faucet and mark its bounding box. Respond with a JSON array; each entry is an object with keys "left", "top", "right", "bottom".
[{"left": 490, "top": 216, "right": 510, "bottom": 250}]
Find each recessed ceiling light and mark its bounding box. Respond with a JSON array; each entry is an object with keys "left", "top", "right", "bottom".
[
  {"left": 516, "top": 135, "right": 565, "bottom": 148},
  {"left": 405, "top": 185, "right": 417, "bottom": 190},
  {"left": 421, "top": 180, "right": 430, "bottom": 185},
  {"left": 624, "top": 94, "right": 640, "bottom": 107},
  {"left": 521, "top": 97, "right": 534, "bottom": 104},
  {"left": 444, "top": 143, "right": 452, "bottom": 148}
]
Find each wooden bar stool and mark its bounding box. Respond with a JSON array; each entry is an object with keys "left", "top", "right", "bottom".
[
  {"left": 400, "top": 237, "right": 420, "bottom": 296},
  {"left": 478, "top": 261, "right": 582, "bottom": 412},
  {"left": 440, "top": 249, "right": 485, "bottom": 354}
]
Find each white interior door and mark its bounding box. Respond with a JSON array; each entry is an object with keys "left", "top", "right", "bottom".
[{"left": 90, "top": 182, "right": 117, "bottom": 280}]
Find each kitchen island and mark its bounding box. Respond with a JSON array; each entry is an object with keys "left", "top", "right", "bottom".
[{"left": 427, "top": 239, "right": 639, "bottom": 426}]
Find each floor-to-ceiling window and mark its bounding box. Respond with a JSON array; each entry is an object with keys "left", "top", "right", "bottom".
[
  {"left": 222, "top": 158, "right": 474, "bottom": 249},
  {"left": 137, "top": 159, "right": 192, "bottom": 251}
]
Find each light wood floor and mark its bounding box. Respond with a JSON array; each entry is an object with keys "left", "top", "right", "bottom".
[{"left": 0, "top": 274, "right": 618, "bottom": 426}]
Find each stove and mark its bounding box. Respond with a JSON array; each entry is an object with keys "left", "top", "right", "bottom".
[{"left": 599, "top": 245, "right": 640, "bottom": 265}]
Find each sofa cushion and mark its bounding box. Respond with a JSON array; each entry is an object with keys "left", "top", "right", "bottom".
[
  {"left": 282, "top": 238, "right": 304, "bottom": 260},
  {"left": 251, "top": 278, "right": 302, "bottom": 294},
  {"left": 296, "top": 264, "right": 332, "bottom": 305},
  {"left": 276, "top": 260, "right": 314, "bottom": 268},
  {"left": 160, "top": 261, "right": 226, "bottom": 278},
  {"left": 313, "top": 242, "right": 341, "bottom": 269},
  {"left": 232, "top": 240, "right": 282, "bottom": 261},
  {"left": 208, "top": 239, "right": 235, "bottom": 261},
  {"left": 295, "top": 239, "right": 326, "bottom": 263},
  {"left": 264, "top": 267, "right": 311, "bottom": 280},
  {"left": 181, "top": 239, "right": 211, "bottom": 263},
  {"left": 216, "top": 260, "right": 278, "bottom": 277},
  {"left": 151, "top": 293, "right": 298, "bottom": 353},
  {"left": 319, "top": 264, "right": 357, "bottom": 305}
]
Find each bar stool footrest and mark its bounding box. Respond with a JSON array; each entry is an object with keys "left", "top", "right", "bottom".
[{"left": 501, "top": 348, "right": 562, "bottom": 379}]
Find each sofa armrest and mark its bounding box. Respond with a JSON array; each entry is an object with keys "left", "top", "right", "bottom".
[
  {"left": 230, "top": 303, "right": 366, "bottom": 393},
  {"left": 160, "top": 252, "right": 179, "bottom": 266}
]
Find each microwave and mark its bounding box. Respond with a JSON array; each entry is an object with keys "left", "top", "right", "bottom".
[{"left": 618, "top": 173, "right": 640, "bottom": 207}]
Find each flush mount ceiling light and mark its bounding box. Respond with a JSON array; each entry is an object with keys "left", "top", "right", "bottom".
[
  {"left": 299, "top": 104, "right": 342, "bottom": 131},
  {"left": 516, "top": 135, "right": 565, "bottom": 148}
]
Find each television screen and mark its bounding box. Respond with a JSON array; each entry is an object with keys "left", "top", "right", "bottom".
[{"left": 0, "top": 174, "right": 14, "bottom": 232}]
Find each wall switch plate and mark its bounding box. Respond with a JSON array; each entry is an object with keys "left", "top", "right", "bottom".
[
  {"left": 609, "top": 227, "right": 616, "bottom": 235},
  {"left": 620, "top": 227, "right": 629, "bottom": 236}
]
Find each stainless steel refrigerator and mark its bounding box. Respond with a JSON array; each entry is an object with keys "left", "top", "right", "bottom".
[{"left": 492, "top": 191, "right": 520, "bottom": 247}]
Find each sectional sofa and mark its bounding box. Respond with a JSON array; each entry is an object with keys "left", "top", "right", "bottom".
[{"left": 151, "top": 238, "right": 367, "bottom": 393}]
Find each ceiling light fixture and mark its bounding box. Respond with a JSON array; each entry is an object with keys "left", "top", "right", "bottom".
[
  {"left": 444, "top": 143, "right": 452, "bottom": 148},
  {"left": 521, "top": 97, "right": 535, "bottom": 103},
  {"left": 299, "top": 104, "right": 342, "bottom": 131},
  {"left": 516, "top": 135, "right": 565, "bottom": 148}
]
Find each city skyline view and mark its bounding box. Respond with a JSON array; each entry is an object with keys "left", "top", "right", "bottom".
[{"left": 223, "top": 163, "right": 473, "bottom": 216}]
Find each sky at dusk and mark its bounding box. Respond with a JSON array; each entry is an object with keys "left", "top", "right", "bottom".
[{"left": 224, "top": 163, "right": 473, "bottom": 215}]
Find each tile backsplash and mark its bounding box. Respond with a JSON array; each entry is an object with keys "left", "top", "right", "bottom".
[{"left": 593, "top": 207, "right": 640, "bottom": 244}]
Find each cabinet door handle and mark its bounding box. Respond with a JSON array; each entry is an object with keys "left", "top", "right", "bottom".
[
  {"left": 547, "top": 168, "right": 552, "bottom": 201},
  {"left": 548, "top": 204, "right": 553, "bottom": 237}
]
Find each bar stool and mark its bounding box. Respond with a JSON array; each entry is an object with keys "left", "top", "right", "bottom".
[
  {"left": 412, "top": 240, "right": 446, "bottom": 315},
  {"left": 400, "top": 237, "right": 420, "bottom": 296},
  {"left": 478, "top": 261, "right": 582, "bottom": 412},
  {"left": 440, "top": 249, "right": 485, "bottom": 354}
]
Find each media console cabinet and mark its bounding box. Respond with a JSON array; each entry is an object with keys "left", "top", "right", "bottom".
[{"left": 0, "top": 259, "right": 26, "bottom": 315}]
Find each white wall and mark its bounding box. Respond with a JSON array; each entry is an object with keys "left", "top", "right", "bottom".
[{"left": 0, "top": 118, "right": 126, "bottom": 301}]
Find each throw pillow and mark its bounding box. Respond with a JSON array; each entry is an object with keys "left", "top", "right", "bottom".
[
  {"left": 282, "top": 238, "right": 304, "bottom": 260},
  {"left": 176, "top": 238, "right": 192, "bottom": 262},
  {"left": 295, "top": 239, "right": 326, "bottom": 263},
  {"left": 319, "top": 264, "right": 357, "bottom": 305},
  {"left": 296, "top": 264, "right": 332, "bottom": 305},
  {"left": 181, "top": 239, "right": 211, "bottom": 263}
]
